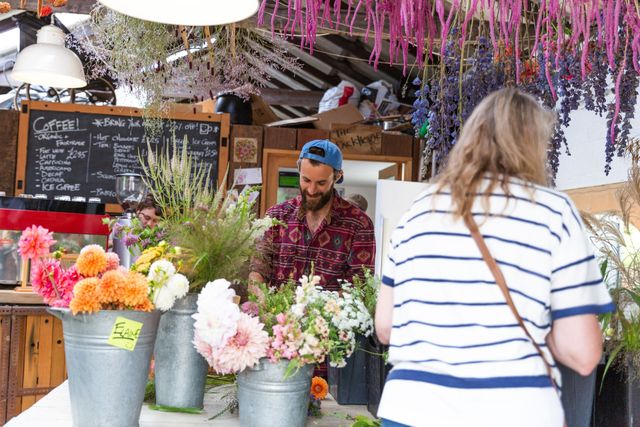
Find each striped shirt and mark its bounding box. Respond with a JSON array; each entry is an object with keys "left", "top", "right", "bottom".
[
  {"left": 377, "top": 177, "right": 614, "bottom": 427},
  {"left": 254, "top": 191, "right": 375, "bottom": 291}
]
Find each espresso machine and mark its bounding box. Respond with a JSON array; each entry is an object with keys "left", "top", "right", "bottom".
[{"left": 112, "top": 173, "right": 146, "bottom": 268}]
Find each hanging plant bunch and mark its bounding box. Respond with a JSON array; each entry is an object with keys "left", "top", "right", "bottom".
[
  {"left": 75, "top": 6, "right": 300, "bottom": 128},
  {"left": 259, "top": 0, "right": 640, "bottom": 176}
]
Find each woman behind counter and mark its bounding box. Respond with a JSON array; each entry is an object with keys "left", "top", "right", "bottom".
[{"left": 375, "top": 88, "right": 613, "bottom": 427}]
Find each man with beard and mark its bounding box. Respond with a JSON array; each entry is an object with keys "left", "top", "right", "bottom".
[{"left": 249, "top": 139, "right": 375, "bottom": 291}]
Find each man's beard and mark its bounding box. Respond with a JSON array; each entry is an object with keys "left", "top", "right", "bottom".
[{"left": 301, "top": 185, "right": 333, "bottom": 212}]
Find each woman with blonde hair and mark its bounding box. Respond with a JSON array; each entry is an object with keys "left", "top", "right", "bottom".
[{"left": 375, "top": 88, "right": 613, "bottom": 427}]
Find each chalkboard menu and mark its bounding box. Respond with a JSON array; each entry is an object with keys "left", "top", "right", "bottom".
[{"left": 15, "top": 101, "right": 230, "bottom": 207}]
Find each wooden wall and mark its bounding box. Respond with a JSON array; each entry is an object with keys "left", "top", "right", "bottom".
[
  {"left": 0, "top": 307, "right": 66, "bottom": 424},
  {"left": 0, "top": 110, "right": 19, "bottom": 196}
]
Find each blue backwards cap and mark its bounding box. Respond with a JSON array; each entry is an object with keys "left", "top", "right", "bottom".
[{"left": 299, "top": 139, "right": 344, "bottom": 183}]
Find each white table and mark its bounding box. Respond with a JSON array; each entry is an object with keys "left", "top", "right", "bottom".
[{"left": 5, "top": 381, "right": 372, "bottom": 426}]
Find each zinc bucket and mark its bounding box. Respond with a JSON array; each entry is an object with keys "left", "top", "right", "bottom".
[
  {"left": 154, "top": 293, "right": 208, "bottom": 409},
  {"left": 237, "top": 358, "right": 314, "bottom": 427},
  {"left": 48, "top": 308, "right": 160, "bottom": 427}
]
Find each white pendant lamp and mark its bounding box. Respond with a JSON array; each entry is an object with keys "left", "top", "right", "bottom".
[
  {"left": 98, "top": 0, "right": 260, "bottom": 26},
  {"left": 11, "top": 24, "right": 86, "bottom": 89}
]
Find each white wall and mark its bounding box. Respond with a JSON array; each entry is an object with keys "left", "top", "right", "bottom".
[{"left": 555, "top": 102, "right": 636, "bottom": 191}]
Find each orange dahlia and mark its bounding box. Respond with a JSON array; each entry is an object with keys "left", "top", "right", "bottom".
[
  {"left": 97, "top": 269, "right": 126, "bottom": 304},
  {"left": 310, "top": 376, "right": 328, "bottom": 400},
  {"left": 76, "top": 245, "right": 108, "bottom": 277},
  {"left": 119, "top": 271, "right": 150, "bottom": 307},
  {"left": 69, "top": 277, "right": 101, "bottom": 315},
  {"left": 133, "top": 298, "right": 154, "bottom": 312}
]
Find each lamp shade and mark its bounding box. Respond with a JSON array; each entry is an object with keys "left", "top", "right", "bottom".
[
  {"left": 98, "top": 0, "right": 260, "bottom": 26},
  {"left": 11, "top": 25, "right": 86, "bottom": 89}
]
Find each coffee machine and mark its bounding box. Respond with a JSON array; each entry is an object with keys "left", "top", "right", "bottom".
[{"left": 112, "top": 173, "right": 146, "bottom": 268}]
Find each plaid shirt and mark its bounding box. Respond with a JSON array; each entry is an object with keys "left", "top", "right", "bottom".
[{"left": 254, "top": 191, "right": 375, "bottom": 291}]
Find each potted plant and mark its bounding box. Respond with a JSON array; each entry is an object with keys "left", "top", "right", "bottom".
[
  {"left": 18, "top": 226, "right": 170, "bottom": 427},
  {"left": 136, "top": 136, "right": 276, "bottom": 411},
  {"left": 583, "top": 142, "right": 640, "bottom": 427},
  {"left": 192, "top": 275, "right": 373, "bottom": 427}
]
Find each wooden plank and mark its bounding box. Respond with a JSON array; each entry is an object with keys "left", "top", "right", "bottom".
[
  {"left": 263, "top": 127, "right": 297, "bottom": 150},
  {"left": 381, "top": 132, "right": 414, "bottom": 157},
  {"left": 20, "top": 316, "right": 38, "bottom": 411},
  {"left": 49, "top": 318, "right": 66, "bottom": 388},
  {"left": 228, "top": 125, "right": 263, "bottom": 189},
  {"left": 33, "top": 316, "right": 53, "bottom": 403},
  {"left": 0, "top": 308, "right": 12, "bottom": 425},
  {"left": 330, "top": 124, "right": 382, "bottom": 155},
  {"left": 260, "top": 88, "right": 325, "bottom": 109},
  {"left": 296, "top": 129, "right": 329, "bottom": 150},
  {"left": 0, "top": 110, "right": 19, "bottom": 196}
]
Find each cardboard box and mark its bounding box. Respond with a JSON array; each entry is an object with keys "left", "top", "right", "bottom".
[{"left": 313, "top": 104, "right": 364, "bottom": 130}]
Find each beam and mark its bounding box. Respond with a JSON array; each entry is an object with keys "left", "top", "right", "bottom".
[
  {"left": 259, "top": 88, "right": 323, "bottom": 108},
  {"left": 6, "top": 0, "right": 92, "bottom": 14}
]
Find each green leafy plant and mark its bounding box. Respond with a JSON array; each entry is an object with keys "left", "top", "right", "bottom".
[
  {"left": 140, "top": 133, "right": 277, "bottom": 293},
  {"left": 583, "top": 139, "right": 640, "bottom": 377},
  {"left": 351, "top": 267, "right": 381, "bottom": 319}
]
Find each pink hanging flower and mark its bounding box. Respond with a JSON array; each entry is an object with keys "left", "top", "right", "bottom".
[{"left": 18, "top": 225, "right": 55, "bottom": 260}]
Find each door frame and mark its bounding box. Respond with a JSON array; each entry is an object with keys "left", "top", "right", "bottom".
[{"left": 260, "top": 149, "right": 413, "bottom": 216}]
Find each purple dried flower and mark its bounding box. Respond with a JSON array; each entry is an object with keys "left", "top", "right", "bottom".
[{"left": 123, "top": 233, "right": 140, "bottom": 247}]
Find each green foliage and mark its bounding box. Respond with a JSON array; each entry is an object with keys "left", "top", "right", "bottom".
[
  {"left": 350, "top": 415, "right": 382, "bottom": 427},
  {"left": 584, "top": 141, "right": 640, "bottom": 376},
  {"left": 248, "top": 281, "right": 295, "bottom": 332},
  {"left": 351, "top": 267, "right": 380, "bottom": 319},
  {"left": 140, "top": 135, "right": 215, "bottom": 225}
]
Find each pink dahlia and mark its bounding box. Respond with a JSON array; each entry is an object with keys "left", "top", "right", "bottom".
[
  {"left": 193, "top": 330, "right": 215, "bottom": 366},
  {"left": 51, "top": 265, "right": 82, "bottom": 308},
  {"left": 105, "top": 252, "right": 120, "bottom": 271},
  {"left": 211, "top": 313, "right": 268, "bottom": 374},
  {"left": 18, "top": 225, "right": 55, "bottom": 260},
  {"left": 30, "top": 259, "right": 63, "bottom": 305}
]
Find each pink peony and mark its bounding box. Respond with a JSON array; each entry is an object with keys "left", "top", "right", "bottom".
[
  {"left": 30, "top": 259, "right": 64, "bottom": 305},
  {"left": 210, "top": 313, "right": 268, "bottom": 374},
  {"left": 18, "top": 225, "right": 55, "bottom": 260}
]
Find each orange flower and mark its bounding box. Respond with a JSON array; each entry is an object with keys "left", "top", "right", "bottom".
[
  {"left": 97, "top": 269, "right": 126, "bottom": 304},
  {"left": 119, "top": 271, "right": 150, "bottom": 307},
  {"left": 0, "top": 3, "right": 11, "bottom": 13},
  {"left": 310, "top": 376, "right": 328, "bottom": 400},
  {"left": 133, "top": 298, "right": 154, "bottom": 312},
  {"left": 46, "top": 0, "right": 68, "bottom": 6},
  {"left": 69, "top": 278, "right": 101, "bottom": 315},
  {"left": 76, "top": 245, "right": 108, "bottom": 277}
]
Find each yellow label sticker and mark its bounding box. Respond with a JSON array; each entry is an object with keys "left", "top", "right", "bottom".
[{"left": 107, "top": 317, "right": 143, "bottom": 351}]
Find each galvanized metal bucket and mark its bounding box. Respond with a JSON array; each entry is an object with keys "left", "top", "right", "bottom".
[
  {"left": 237, "top": 358, "right": 314, "bottom": 427},
  {"left": 48, "top": 308, "right": 160, "bottom": 427},
  {"left": 154, "top": 293, "right": 208, "bottom": 409}
]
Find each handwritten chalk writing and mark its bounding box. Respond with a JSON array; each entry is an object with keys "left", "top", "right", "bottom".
[
  {"left": 25, "top": 109, "right": 222, "bottom": 203},
  {"left": 33, "top": 117, "right": 82, "bottom": 134},
  {"left": 92, "top": 117, "right": 126, "bottom": 127}
]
